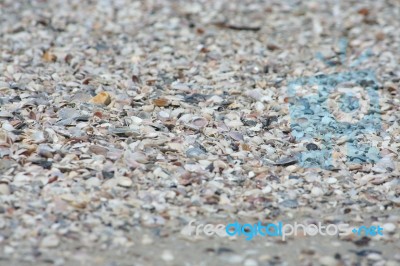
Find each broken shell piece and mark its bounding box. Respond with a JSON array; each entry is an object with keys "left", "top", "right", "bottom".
[
  {"left": 158, "top": 111, "right": 170, "bottom": 120},
  {"left": 89, "top": 145, "right": 108, "bottom": 156},
  {"left": 42, "top": 51, "right": 57, "bottom": 62},
  {"left": 192, "top": 117, "right": 208, "bottom": 128},
  {"left": 89, "top": 92, "right": 111, "bottom": 105},
  {"left": 274, "top": 156, "right": 298, "bottom": 166},
  {"left": 228, "top": 131, "right": 244, "bottom": 141},
  {"left": 0, "top": 111, "right": 13, "bottom": 118},
  {"left": 126, "top": 151, "right": 148, "bottom": 164},
  {"left": 58, "top": 108, "right": 80, "bottom": 120},
  {"left": 109, "top": 127, "right": 140, "bottom": 137},
  {"left": 185, "top": 117, "right": 208, "bottom": 130},
  {"left": 186, "top": 147, "right": 206, "bottom": 158},
  {"left": 224, "top": 119, "right": 243, "bottom": 128},
  {"left": 153, "top": 98, "right": 169, "bottom": 107}
]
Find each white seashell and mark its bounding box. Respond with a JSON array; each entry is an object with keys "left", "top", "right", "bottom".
[
  {"left": 2, "top": 123, "right": 14, "bottom": 131},
  {"left": 224, "top": 119, "right": 243, "bottom": 128}
]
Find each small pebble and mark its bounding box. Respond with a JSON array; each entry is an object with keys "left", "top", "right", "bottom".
[
  {"left": 117, "top": 177, "right": 133, "bottom": 188},
  {"left": 311, "top": 187, "right": 324, "bottom": 197},
  {"left": 86, "top": 177, "right": 101, "bottom": 188},
  {"left": 319, "top": 256, "right": 337, "bottom": 266},
  {"left": 0, "top": 218, "right": 5, "bottom": 229},
  {"left": 243, "top": 258, "right": 259, "bottom": 266},
  {"left": 327, "top": 177, "right": 337, "bottom": 184},
  {"left": 382, "top": 223, "right": 396, "bottom": 233},
  {"left": 141, "top": 234, "right": 154, "bottom": 245},
  {"left": 0, "top": 184, "right": 10, "bottom": 195},
  {"left": 306, "top": 143, "right": 319, "bottom": 150},
  {"left": 161, "top": 250, "right": 174, "bottom": 262},
  {"left": 4, "top": 246, "right": 14, "bottom": 254},
  {"left": 280, "top": 199, "right": 298, "bottom": 208},
  {"left": 220, "top": 254, "right": 244, "bottom": 264},
  {"left": 367, "top": 253, "right": 382, "bottom": 261},
  {"left": 40, "top": 234, "right": 60, "bottom": 248}
]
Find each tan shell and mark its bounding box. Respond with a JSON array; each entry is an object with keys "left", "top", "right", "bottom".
[{"left": 89, "top": 92, "right": 112, "bottom": 105}]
